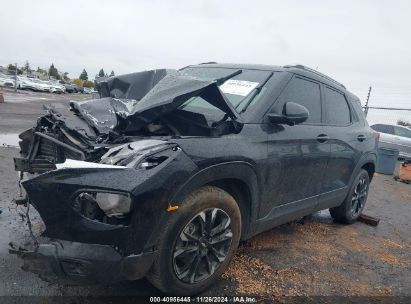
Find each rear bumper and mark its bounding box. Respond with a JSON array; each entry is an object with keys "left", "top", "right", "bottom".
[{"left": 9, "top": 240, "right": 155, "bottom": 285}]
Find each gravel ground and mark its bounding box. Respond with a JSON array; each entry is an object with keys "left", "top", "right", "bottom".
[{"left": 0, "top": 91, "right": 410, "bottom": 301}]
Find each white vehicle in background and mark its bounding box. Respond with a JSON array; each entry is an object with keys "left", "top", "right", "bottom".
[
  {"left": 17, "top": 77, "right": 38, "bottom": 90},
  {"left": 17, "top": 77, "right": 52, "bottom": 92},
  {"left": 0, "top": 74, "right": 15, "bottom": 88},
  {"left": 83, "top": 87, "right": 95, "bottom": 94},
  {"left": 31, "top": 79, "right": 52, "bottom": 92},
  {"left": 47, "top": 81, "right": 66, "bottom": 94},
  {"left": 371, "top": 123, "right": 411, "bottom": 159}
]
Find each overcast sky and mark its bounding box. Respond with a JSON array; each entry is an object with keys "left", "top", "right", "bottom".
[{"left": 1, "top": 0, "right": 410, "bottom": 115}]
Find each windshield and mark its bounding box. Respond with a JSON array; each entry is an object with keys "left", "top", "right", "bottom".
[{"left": 180, "top": 67, "right": 272, "bottom": 121}]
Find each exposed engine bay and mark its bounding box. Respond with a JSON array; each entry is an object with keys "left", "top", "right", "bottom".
[{"left": 14, "top": 68, "right": 244, "bottom": 174}]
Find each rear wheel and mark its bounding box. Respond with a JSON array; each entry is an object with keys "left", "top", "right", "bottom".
[
  {"left": 330, "top": 169, "right": 370, "bottom": 224},
  {"left": 147, "top": 186, "right": 241, "bottom": 295}
]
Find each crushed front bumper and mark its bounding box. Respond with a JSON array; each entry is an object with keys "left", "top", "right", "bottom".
[{"left": 9, "top": 240, "right": 155, "bottom": 285}]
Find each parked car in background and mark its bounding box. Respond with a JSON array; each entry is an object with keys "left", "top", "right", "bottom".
[
  {"left": 371, "top": 123, "right": 411, "bottom": 159},
  {"left": 74, "top": 85, "right": 84, "bottom": 93},
  {"left": 0, "top": 75, "right": 15, "bottom": 87},
  {"left": 83, "top": 87, "right": 95, "bottom": 94},
  {"left": 47, "top": 81, "right": 66, "bottom": 94},
  {"left": 17, "top": 77, "right": 38, "bottom": 90},
  {"left": 31, "top": 79, "right": 52, "bottom": 92},
  {"left": 61, "top": 83, "right": 77, "bottom": 93},
  {"left": 11, "top": 63, "right": 378, "bottom": 295},
  {"left": 61, "top": 82, "right": 83, "bottom": 93}
]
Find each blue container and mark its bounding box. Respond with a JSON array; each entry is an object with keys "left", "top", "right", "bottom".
[{"left": 376, "top": 147, "right": 399, "bottom": 175}]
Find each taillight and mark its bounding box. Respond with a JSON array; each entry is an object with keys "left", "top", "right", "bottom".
[{"left": 374, "top": 132, "right": 380, "bottom": 141}]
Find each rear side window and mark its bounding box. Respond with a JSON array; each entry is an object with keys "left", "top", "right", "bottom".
[
  {"left": 394, "top": 126, "right": 411, "bottom": 138},
  {"left": 278, "top": 77, "right": 321, "bottom": 123},
  {"left": 371, "top": 124, "right": 394, "bottom": 134},
  {"left": 324, "top": 87, "right": 351, "bottom": 125}
]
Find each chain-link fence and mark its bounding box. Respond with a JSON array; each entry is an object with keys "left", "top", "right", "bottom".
[
  {"left": 365, "top": 107, "right": 411, "bottom": 126},
  {"left": 354, "top": 85, "right": 411, "bottom": 127}
]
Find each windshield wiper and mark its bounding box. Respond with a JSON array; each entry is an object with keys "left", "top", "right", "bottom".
[{"left": 237, "top": 72, "right": 274, "bottom": 113}]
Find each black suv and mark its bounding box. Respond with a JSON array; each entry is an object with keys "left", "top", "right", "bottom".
[{"left": 11, "top": 63, "right": 377, "bottom": 295}]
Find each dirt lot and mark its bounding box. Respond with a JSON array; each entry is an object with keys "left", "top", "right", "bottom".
[{"left": 0, "top": 91, "right": 410, "bottom": 301}]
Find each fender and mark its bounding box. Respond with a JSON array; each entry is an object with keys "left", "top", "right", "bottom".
[
  {"left": 172, "top": 161, "right": 260, "bottom": 238},
  {"left": 349, "top": 151, "right": 377, "bottom": 185},
  {"left": 143, "top": 161, "right": 260, "bottom": 250}
]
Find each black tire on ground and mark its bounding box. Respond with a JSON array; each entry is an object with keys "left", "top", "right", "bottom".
[
  {"left": 147, "top": 186, "right": 241, "bottom": 295},
  {"left": 330, "top": 169, "right": 370, "bottom": 224}
]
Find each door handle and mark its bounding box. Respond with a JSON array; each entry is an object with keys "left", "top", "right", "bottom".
[
  {"left": 357, "top": 134, "right": 366, "bottom": 142},
  {"left": 316, "top": 134, "right": 329, "bottom": 143}
]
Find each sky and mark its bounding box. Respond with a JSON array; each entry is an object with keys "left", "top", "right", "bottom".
[{"left": 0, "top": 0, "right": 410, "bottom": 123}]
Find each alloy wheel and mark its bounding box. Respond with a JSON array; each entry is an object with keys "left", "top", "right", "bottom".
[
  {"left": 172, "top": 208, "right": 233, "bottom": 284},
  {"left": 351, "top": 176, "right": 368, "bottom": 217}
]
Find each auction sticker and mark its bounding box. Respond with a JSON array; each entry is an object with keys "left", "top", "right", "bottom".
[{"left": 219, "top": 80, "right": 259, "bottom": 96}]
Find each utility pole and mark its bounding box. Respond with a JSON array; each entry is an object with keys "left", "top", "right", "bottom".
[
  {"left": 364, "top": 86, "right": 372, "bottom": 117},
  {"left": 14, "top": 62, "right": 18, "bottom": 92}
]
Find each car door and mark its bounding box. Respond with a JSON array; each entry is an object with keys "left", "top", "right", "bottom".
[
  {"left": 318, "top": 86, "right": 360, "bottom": 209},
  {"left": 258, "top": 75, "right": 330, "bottom": 228},
  {"left": 392, "top": 126, "right": 411, "bottom": 157}
]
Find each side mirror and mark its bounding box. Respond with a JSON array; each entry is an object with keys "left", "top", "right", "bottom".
[{"left": 267, "top": 102, "right": 309, "bottom": 126}]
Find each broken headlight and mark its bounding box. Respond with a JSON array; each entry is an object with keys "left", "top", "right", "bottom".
[
  {"left": 74, "top": 192, "right": 131, "bottom": 225},
  {"left": 95, "top": 192, "right": 131, "bottom": 217}
]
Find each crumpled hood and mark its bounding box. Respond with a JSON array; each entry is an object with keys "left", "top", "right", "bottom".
[{"left": 70, "top": 68, "right": 242, "bottom": 134}]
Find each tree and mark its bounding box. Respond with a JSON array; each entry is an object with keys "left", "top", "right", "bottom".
[
  {"left": 63, "top": 72, "right": 69, "bottom": 81},
  {"left": 79, "top": 69, "right": 88, "bottom": 81},
  {"left": 37, "top": 67, "right": 47, "bottom": 76},
  {"left": 48, "top": 64, "right": 60, "bottom": 79},
  {"left": 109, "top": 70, "right": 115, "bottom": 77},
  {"left": 83, "top": 80, "right": 94, "bottom": 88},
  {"left": 23, "top": 60, "right": 31, "bottom": 73},
  {"left": 98, "top": 68, "right": 105, "bottom": 77},
  {"left": 7, "top": 64, "right": 23, "bottom": 75},
  {"left": 72, "top": 79, "right": 83, "bottom": 86},
  {"left": 397, "top": 119, "right": 411, "bottom": 128}
]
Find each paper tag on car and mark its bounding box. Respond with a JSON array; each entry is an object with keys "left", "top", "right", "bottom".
[{"left": 219, "top": 80, "right": 259, "bottom": 96}]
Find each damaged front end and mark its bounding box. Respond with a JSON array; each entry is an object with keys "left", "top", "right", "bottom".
[
  {"left": 11, "top": 139, "right": 197, "bottom": 284},
  {"left": 10, "top": 67, "right": 252, "bottom": 284}
]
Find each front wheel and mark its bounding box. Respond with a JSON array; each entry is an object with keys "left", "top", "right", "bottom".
[
  {"left": 147, "top": 186, "right": 241, "bottom": 295},
  {"left": 330, "top": 169, "right": 370, "bottom": 224}
]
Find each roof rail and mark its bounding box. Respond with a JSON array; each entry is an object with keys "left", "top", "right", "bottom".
[
  {"left": 283, "top": 64, "right": 345, "bottom": 89},
  {"left": 198, "top": 62, "right": 218, "bottom": 65}
]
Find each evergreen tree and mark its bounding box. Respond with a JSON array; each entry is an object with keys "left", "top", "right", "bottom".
[
  {"left": 79, "top": 69, "right": 88, "bottom": 81},
  {"left": 98, "top": 68, "right": 105, "bottom": 77},
  {"left": 48, "top": 64, "right": 59, "bottom": 78},
  {"left": 109, "top": 70, "right": 115, "bottom": 77},
  {"left": 24, "top": 60, "right": 31, "bottom": 73}
]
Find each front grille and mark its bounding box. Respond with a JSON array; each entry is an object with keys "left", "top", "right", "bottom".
[
  {"left": 33, "top": 134, "right": 85, "bottom": 163},
  {"left": 38, "top": 138, "right": 59, "bottom": 160}
]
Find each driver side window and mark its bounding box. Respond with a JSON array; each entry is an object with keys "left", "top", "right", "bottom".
[{"left": 277, "top": 77, "right": 322, "bottom": 124}]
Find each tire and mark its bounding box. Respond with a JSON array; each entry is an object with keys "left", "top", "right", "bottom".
[
  {"left": 330, "top": 169, "right": 370, "bottom": 224},
  {"left": 147, "top": 186, "right": 241, "bottom": 295}
]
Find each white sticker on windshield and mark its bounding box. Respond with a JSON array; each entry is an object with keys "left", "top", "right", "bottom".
[{"left": 219, "top": 80, "right": 259, "bottom": 96}]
